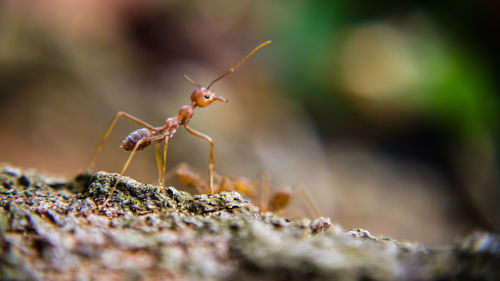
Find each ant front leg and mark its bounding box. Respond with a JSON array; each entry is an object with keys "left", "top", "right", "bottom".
[
  {"left": 101, "top": 134, "right": 164, "bottom": 208},
  {"left": 89, "top": 111, "right": 155, "bottom": 170},
  {"left": 184, "top": 124, "right": 216, "bottom": 193}
]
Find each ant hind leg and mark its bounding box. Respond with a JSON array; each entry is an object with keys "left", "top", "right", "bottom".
[
  {"left": 101, "top": 134, "right": 164, "bottom": 209},
  {"left": 89, "top": 111, "right": 155, "bottom": 170},
  {"left": 158, "top": 136, "right": 170, "bottom": 187},
  {"left": 155, "top": 141, "right": 163, "bottom": 184}
]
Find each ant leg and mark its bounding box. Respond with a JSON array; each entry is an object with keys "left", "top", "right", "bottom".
[
  {"left": 89, "top": 111, "right": 156, "bottom": 170},
  {"left": 292, "top": 184, "right": 321, "bottom": 218},
  {"left": 260, "top": 173, "right": 271, "bottom": 212},
  {"left": 155, "top": 141, "right": 162, "bottom": 184},
  {"left": 158, "top": 136, "right": 170, "bottom": 187},
  {"left": 163, "top": 162, "right": 189, "bottom": 183},
  {"left": 184, "top": 124, "right": 216, "bottom": 193},
  {"left": 163, "top": 163, "right": 208, "bottom": 194},
  {"left": 101, "top": 134, "right": 164, "bottom": 208}
]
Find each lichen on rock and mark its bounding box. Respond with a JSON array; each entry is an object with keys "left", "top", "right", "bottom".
[{"left": 0, "top": 163, "right": 499, "bottom": 281}]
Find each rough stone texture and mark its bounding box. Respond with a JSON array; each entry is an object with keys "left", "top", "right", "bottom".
[{"left": 0, "top": 164, "right": 499, "bottom": 281}]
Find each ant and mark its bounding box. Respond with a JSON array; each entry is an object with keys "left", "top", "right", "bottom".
[
  {"left": 89, "top": 41, "right": 272, "bottom": 207},
  {"left": 162, "top": 162, "right": 257, "bottom": 196},
  {"left": 167, "top": 163, "right": 321, "bottom": 218}
]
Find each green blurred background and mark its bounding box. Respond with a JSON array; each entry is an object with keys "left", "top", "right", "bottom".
[{"left": 0, "top": 0, "right": 498, "bottom": 246}]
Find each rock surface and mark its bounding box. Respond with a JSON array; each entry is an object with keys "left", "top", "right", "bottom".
[{"left": 0, "top": 164, "right": 499, "bottom": 281}]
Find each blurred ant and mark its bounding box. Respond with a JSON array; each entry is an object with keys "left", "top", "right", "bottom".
[
  {"left": 163, "top": 162, "right": 257, "bottom": 195},
  {"left": 168, "top": 163, "right": 321, "bottom": 218},
  {"left": 89, "top": 41, "right": 271, "bottom": 206},
  {"left": 256, "top": 173, "right": 321, "bottom": 218}
]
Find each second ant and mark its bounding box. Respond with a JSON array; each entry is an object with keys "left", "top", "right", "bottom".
[{"left": 166, "top": 163, "right": 321, "bottom": 218}]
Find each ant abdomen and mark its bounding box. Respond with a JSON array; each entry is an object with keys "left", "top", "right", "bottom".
[{"left": 121, "top": 128, "right": 153, "bottom": 151}]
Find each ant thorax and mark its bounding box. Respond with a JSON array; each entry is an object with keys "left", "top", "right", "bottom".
[
  {"left": 177, "top": 104, "right": 195, "bottom": 124},
  {"left": 164, "top": 117, "right": 180, "bottom": 135}
]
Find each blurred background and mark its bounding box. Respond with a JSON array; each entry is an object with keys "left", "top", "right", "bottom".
[{"left": 0, "top": 0, "right": 498, "bottom": 246}]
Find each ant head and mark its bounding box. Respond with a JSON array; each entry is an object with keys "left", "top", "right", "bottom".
[
  {"left": 190, "top": 87, "right": 228, "bottom": 107},
  {"left": 184, "top": 40, "right": 271, "bottom": 108}
]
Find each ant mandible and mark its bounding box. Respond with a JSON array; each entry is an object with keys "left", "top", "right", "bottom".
[{"left": 89, "top": 41, "right": 271, "bottom": 206}]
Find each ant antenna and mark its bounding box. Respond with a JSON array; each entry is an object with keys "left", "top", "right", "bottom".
[
  {"left": 184, "top": 74, "right": 202, "bottom": 88},
  {"left": 207, "top": 40, "right": 272, "bottom": 90}
]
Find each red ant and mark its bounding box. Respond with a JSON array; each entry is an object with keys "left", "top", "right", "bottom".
[
  {"left": 167, "top": 163, "right": 321, "bottom": 218},
  {"left": 162, "top": 162, "right": 257, "bottom": 196},
  {"left": 89, "top": 41, "right": 272, "bottom": 206}
]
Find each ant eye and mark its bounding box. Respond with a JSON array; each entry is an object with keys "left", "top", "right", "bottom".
[{"left": 204, "top": 94, "right": 210, "bottom": 99}]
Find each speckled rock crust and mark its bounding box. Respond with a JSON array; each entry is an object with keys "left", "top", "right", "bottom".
[{"left": 0, "top": 164, "right": 499, "bottom": 281}]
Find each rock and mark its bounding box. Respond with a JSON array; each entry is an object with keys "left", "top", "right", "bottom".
[{"left": 0, "top": 163, "right": 498, "bottom": 281}]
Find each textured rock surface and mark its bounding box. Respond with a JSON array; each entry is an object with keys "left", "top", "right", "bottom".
[{"left": 0, "top": 164, "right": 499, "bottom": 281}]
